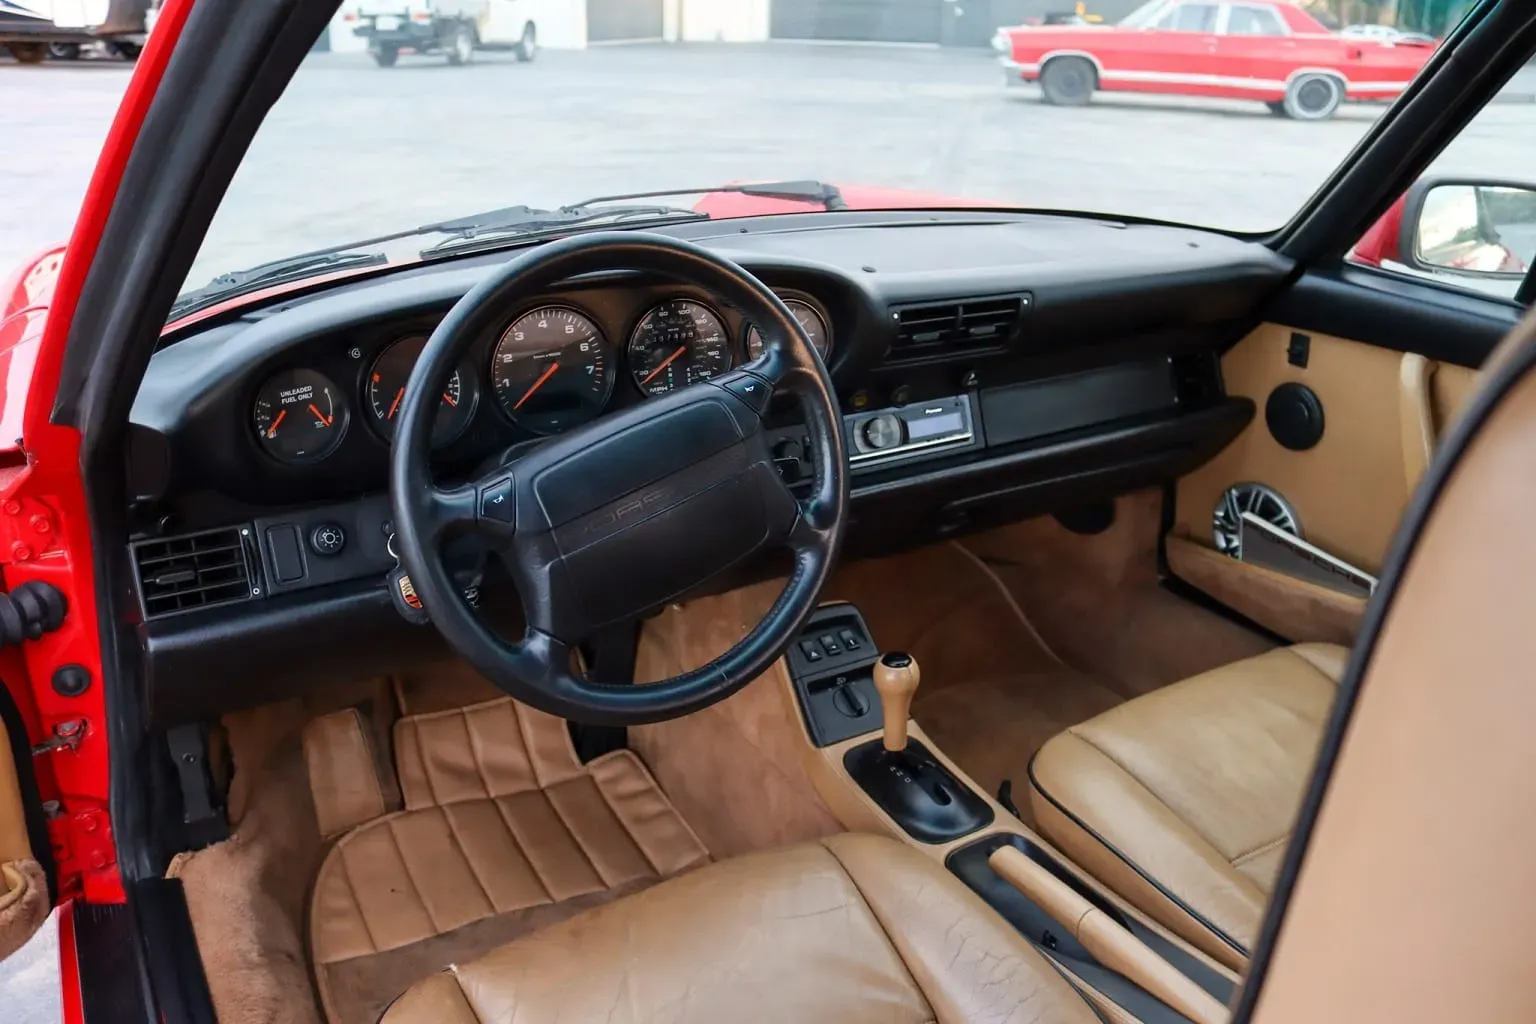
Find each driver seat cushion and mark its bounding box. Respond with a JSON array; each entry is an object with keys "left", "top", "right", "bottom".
[
  {"left": 382, "top": 832, "right": 1103, "bottom": 1024},
  {"left": 310, "top": 696, "right": 710, "bottom": 1022},
  {"left": 1028, "top": 642, "right": 1345, "bottom": 970}
]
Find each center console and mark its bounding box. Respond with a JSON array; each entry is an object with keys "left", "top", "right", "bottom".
[{"left": 782, "top": 601, "right": 1239, "bottom": 1024}]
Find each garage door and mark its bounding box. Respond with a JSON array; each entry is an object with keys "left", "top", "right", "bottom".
[
  {"left": 770, "top": 0, "right": 945, "bottom": 45},
  {"left": 586, "top": 0, "right": 663, "bottom": 42}
]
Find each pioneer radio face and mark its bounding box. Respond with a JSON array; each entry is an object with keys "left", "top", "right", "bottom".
[{"left": 847, "top": 395, "right": 975, "bottom": 466}]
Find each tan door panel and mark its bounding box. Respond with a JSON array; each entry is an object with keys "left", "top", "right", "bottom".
[
  {"left": 1247, "top": 320, "right": 1536, "bottom": 1024},
  {"left": 0, "top": 708, "right": 46, "bottom": 961},
  {"left": 1174, "top": 324, "right": 1476, "bottom": 641}
]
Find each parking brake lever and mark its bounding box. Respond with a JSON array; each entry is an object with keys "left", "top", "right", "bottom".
[{"left": 989, "top": 847, "right": 1228, "bottom": 1024}]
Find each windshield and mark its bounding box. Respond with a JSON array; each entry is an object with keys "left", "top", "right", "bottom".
[{"left": 180, "top": 0, "right": 1483, "bottom": 314}]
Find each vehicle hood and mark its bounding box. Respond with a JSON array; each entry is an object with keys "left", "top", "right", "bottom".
[{"left": 692, "top": 183, "right": 994, "bottom": 218}]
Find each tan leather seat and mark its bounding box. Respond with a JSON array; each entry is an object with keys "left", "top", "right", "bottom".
[
  {"left": 1028, "top": 642, "right": 1346, "bottom": 970},
  {"left": 383, "top": 832, "right": 1102, "bottom": 1024}
]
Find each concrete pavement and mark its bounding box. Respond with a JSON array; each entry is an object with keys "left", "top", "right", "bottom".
[{"left": 2, "top": 43, "right": 1534, "bottom": 287}]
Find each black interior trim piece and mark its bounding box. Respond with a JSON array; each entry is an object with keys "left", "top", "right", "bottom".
[
  {"left": 74, "top": 900, "right": 154, "bottom": 1024},
  {"left": 946, "top": 834, "right": 1219, "bottom": 1024},
  {"left": 123, "top": 878, "right": 217, "bottom": 1024},
  {"left": 1275, "top": 1, "right": 1536, "bottom": 264},
  {"left": 0, "top": 683, "right": 57, "bottom": 902},
  {"left": 1265, "top": 266, "right": 1518, "bottom": 368},
  {"left": 947, "top": 832, "right": 1237, "bottom": 1005},
  {"left": 853, "top": 401, "right": 1254, "bottom": 503},
  {"left": 1229, "top": 312, "right": 1536, "bottom": 1022},
  {"left": 1026, "top": 756, "right": 1249, "bottom": 962}
]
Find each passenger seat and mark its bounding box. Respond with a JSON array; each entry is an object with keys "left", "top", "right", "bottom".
[{"left": 1028, "top": 643, "right": 1346, "bottom": 970}]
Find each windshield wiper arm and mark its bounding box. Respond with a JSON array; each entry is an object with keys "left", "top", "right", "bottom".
[
  {"left": 170, "top": 250, "right": 389, "bottom": 319},
  {"left": 417, "top": 205, "right": 710, "bottom": 258},
  {"left": 560, "top": 180, "right": 849, "bottom": 213}
]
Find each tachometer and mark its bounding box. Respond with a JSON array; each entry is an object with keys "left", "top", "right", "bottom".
[
  {"left": 746, "top": 298, "right": 830, "bottom": 361},
  {"left": 252, "top": 369, "right": 348, "bottom": 464},
  {"left": 491, "top": 306, "right": 613, "bottom": 434},
  {"left": 628, "top": 299, "right": 731, "bottom": 396},
  {"left": 366, "top": 336, "right": 478, "bottom": 447}
]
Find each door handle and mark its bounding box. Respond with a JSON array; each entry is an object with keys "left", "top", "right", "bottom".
[{"left": 1399, "top": 352, "right": 1436, "bottom": 491}]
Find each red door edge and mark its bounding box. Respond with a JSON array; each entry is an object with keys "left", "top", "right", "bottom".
[{"left": 0, "top": 0, "right": 193, "bottom": 910}]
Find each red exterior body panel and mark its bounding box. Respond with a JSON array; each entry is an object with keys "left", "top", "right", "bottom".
[{"left": 0, "top": 0, "right": 193, "bottom": 928}]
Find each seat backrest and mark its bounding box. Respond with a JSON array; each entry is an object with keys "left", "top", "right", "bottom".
[{"left": 1238, "top": 305, "right": 1536, "bottom": 1022}]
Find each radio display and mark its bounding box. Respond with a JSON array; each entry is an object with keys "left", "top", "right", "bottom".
[{"left": 906, "top": 410, "right": 965, "bottom": 441}]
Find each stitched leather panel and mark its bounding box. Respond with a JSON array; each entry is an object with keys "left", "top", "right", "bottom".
[
  {"left": 383, "top": 834, "right": 1101, "bottom": 1024},
  {"left": 312, "top": 698, "right": 708, "bottom": 967}
]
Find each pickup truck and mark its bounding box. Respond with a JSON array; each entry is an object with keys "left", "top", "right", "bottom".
[
  {"left": 0, "top": 0, "right": 148, "bottom": 62},
  {"left": 350, "top": 0, "right": 537, "bottom": 68}
]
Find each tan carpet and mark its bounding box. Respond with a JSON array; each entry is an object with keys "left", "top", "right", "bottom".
[
  {"left": 963, "top": 489, "right": 1275, "bottom": 700},
  {"left": 912, "top": 671, "right": 1124, "bottom": 823}
]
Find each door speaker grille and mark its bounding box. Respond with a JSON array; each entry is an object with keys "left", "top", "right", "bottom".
[{"left": 1213, "top": 483, "right": 1300, "bottom": 557}]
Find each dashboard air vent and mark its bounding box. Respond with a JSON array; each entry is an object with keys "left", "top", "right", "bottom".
[
  {"left": 889, "top": 294, "right": 1029, "bottom": 361},
  {"left": 132, "top": 527, "right": 256, "bottom": 618}
]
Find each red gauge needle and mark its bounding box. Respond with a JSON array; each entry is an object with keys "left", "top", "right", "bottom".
[
  {"left": 265, "top": 408, "right": 286, "bottom": 438},
  {"left": 642, "top": 346, "right": 688, "bottom": 385},
  {"left": 441, "top": 391, "right": 458, "bottom": 408},
  {"left": 387, "top": 388, "right": 404, "bottom": 420},
  {"left": 514, "top": 362, "right": 560, "bottom": 410},
  {"left": 308, "top": 402, "right": 333, "bottom": 427}
]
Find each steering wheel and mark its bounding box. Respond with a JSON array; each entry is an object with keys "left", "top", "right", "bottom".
[{"left": 390, "top": 232, "right": 848, "bottom": 725}]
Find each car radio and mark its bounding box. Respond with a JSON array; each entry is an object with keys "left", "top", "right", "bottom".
[
  {"left": 846, "top": 395, "right": 976, "bottom": 468},
  {"left": 765, "top": 394, "right": 981, "bottom": 485}
]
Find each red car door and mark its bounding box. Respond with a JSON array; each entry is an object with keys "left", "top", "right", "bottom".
[
  {"left": 1107, "top": 1, "right": 1223, "bottom": 99},
  {"left": 1209, "top": 2, "right": 1295, "bottom": 100}
]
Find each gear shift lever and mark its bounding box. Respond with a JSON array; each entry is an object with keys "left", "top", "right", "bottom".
[
  {"left": 849, "top": 649, "right": 992, "bottom": 842},
  {"left": 873, "top": 652, "right": 920, "bottom": 752}
]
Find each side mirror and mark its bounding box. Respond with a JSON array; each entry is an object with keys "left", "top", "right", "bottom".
[{"left": 1400, "top": 178, "right": 1536, "bottom": 286}]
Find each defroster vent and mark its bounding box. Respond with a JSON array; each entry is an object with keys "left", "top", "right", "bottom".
[
  {"left": 889, "top": 294, "right": 1030, "bottom": 361},
  {"left": 132, "top": 526, "right": 258, "bottom": 618}
]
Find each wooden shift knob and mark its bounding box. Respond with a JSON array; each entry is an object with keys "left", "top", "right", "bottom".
[{"left": 873, "top": 652, "right": 920, "bottom": 752}]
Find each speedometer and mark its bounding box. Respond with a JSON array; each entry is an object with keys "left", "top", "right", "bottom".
[
  {"left": 491, "top": 305, "right": 613, "bottom": 434},
  {"left": 628, "top": 299, "right": 731, "bottom": 396}
]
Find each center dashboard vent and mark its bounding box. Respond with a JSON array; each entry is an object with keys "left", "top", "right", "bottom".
[
  {"left": 132, "top": 526, "right": 258, "bottom": 618},
  {"left": 888, "top": 293, "right": 1030, "bottom": 362}
]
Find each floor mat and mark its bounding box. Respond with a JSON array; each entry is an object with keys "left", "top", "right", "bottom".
[{"left": 310, "top": 697, "right": 710, "bottom": 1024}]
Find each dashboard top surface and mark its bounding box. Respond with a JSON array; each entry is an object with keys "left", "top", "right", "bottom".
[{"left": 132, "top": 213, "right": 1287, "bottom": 515}]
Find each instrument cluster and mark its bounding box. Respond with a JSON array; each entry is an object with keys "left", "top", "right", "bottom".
[{"left": 248, "top": 291, "right": 832, "bottom": 466}]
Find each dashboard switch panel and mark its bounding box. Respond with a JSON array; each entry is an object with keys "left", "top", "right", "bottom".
[{"left": 255, "top": 495, "right": 395, "bottom": 596}]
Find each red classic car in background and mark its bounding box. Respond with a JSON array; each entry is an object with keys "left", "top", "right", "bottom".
[{"left": 994, "top": 0, "right": 1435, "bottom": 120}]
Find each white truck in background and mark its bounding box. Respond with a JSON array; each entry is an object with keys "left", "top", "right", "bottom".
[
  {"left": 0, "top": 0, "right": 149, "bottom": 62},
  {"left": 350, "top": 0, "right": 537, "bottom": 67}
]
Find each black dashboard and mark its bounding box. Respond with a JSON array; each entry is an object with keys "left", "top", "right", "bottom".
[{"left": 128, "top": 210, "right": 1291, "bottom": 724}]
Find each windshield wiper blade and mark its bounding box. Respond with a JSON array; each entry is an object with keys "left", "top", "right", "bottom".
[
  {"left": 417, "top": 205, "right": 710, "bottom": 258},
  {"left": 561, "top": 180, "right": 849, "bottom": 213},
  {"left": 171, "top": 250, "right": 388, "bottom": 318}
]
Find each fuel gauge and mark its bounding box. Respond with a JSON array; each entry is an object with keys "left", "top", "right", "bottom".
[{"left": 252, "top": 369, "right": 348, "bottom": 465}]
